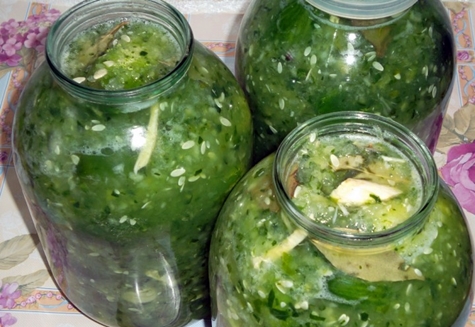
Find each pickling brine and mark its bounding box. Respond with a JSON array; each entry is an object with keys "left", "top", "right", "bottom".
[
  {"left": 209, "top": 112, "right": 473, "bottom": 327},
  {"left": 12, "top": 1, "right": 252, "bottom": 327}
]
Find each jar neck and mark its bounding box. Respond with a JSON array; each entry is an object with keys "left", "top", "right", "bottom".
[
  {"left": 273, "top": 112, "right": 439, "bottom": 248},
  {"left": 46, "top": 0, "right": 193, "bottom": 107},
  {"left": 306, "top": 0, "right": 417, "bottom": 20}
]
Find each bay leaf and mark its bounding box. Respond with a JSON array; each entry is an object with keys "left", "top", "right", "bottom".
[
  {"left": 77, "top": 21, "right": 128, "bottom": 72},
  {"left": 312, "top": 239, "right": 424, "bottom": 282}
]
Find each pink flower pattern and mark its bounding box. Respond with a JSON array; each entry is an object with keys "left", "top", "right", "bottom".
[
  {"left": 0, "top": 312, "right": 17, "bottom": 327},
  {"left": 0, "top": 280, "right": 21, "bottom": 327},
  {"left": 0, "top": 9, "right": 60, "bottom": 67},
  {"left": 0, "top": 7, "right": 63, "bottom": 327},
  {"left": 0, "top": 281, "right": 21, "bottom": 309},
  {"left": 440, "top": 142, "right": 475, "bottom": 214}
]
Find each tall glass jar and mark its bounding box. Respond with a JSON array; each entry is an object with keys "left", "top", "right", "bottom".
[
  {"left": 209, "top": 112, "right": 473, "bottom": 327},
  {"left": 236, "top": 0, "right": 455, "bottom": 161},
  {"left": 12, "top": 1, "right": 252, "bottom": 326}
]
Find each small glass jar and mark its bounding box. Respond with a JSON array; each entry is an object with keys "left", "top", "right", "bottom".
[
  {"left": 209, "top": 112, "right": 473, "bottom": 327},
  {"left": 12, "top": 1, "right": 252, "bottom": 326},
  {"left": 236, "top": 0, "right": 455, "bottom": 161}
]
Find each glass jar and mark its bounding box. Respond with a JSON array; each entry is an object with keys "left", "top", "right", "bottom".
[
  {"left": 209, "top": 112, "right": 473, "bottom": 327},
  {"left": 236, "top": 0, "right": 455, "bottom": 161},
  {"left": 12, "top": 1, "right": 252, "bottom": 326}
]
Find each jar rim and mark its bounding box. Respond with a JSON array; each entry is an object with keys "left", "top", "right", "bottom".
[
  {"left": 273, "top": 112, "right": 439, "bottom": 247},
  {"left": 305, "top": 0, "right": 417, "bottom": 20},
  {"left": 45, "top": 0, "right": 193, "bottom": 104}
]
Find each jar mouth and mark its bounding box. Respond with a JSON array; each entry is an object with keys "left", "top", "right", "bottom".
[
  {"left": 306, "top": 0, "right": 417, "bottom": 20},
  {"left": 273, "top": 112, "right": 439, "bottom": 247},
  {"left": 46, "top": 0, "right": 193, "bottom": 104}
]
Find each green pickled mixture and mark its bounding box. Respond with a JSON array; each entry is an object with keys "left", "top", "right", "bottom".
[
  {"left": 236, "top": 0, "right": 454, "bottom": 160},
  {"left": 62, "top": 19, "right": 182, "bottom": 89},
  {"left": 291, "top": 134, "right": 422, "bottom": 233},
  {"left": 14, "top": 17, "right": 252, "bottom": 327},
  {"left": 210, "top": 134, "right": 472, "bottom": 326}
]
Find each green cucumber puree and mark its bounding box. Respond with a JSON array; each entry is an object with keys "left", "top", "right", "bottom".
[
  {"left": 210, "top": 133, "right": 472, "bottom": 326},
  {"left": 14, "top": 16, "right": 252, "bottom": 327},
  {"left": 61, "top": 18, "right": 182, "bottom": 90},
  {"left": 236, "top": 0, "right": 454, "bottom": 159}
]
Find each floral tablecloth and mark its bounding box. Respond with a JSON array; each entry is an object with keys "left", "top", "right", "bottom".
[{"left": 1, "top": 1, "right": 475, "bottom": 326}]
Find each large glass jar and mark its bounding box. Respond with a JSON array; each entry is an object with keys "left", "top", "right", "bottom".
[
  {"left": 12, "top": 1, "right": 252, "bottom": 326},
  {"left": 209, "top": 112, "right": 473, "bottom": 327},
  {"left": 236, "top": 0, "right": 455, "bottom": 161}
]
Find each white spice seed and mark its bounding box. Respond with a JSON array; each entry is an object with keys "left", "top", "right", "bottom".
[
  {"left": 121, "top": 34, "right": 131, "bottom": 42},
  {"left": 178, "top": 176, "right": 186, "bottom": 187},
  {"left": 372, "top": 61, "right": 384, "bottom": 71},
  {"left": 181, "top": 140, "right": 195, "bottom": 150},
  {"left": 170, "top": 167, "right": 186, "bottom": 177},
  {"left": 159, "top": 102, "right": 168, "bottom": 111},
  {"left": 277, "top": 62, "right": 283, "bottom": 74},
  {"left": 338, "top": 314, "right": 350, "bottom": 326},
  {"left": 214, "top": 98, "right": 223, "bottom": 108},
  {"left": 279, "top": 280, "right": 293, "bottom": 288},
  {"left": 423, "top": 65, "right": 428, "bottom": 78},
  {"left": 330, "top": 154, "right": 340, "bottom": 168},
  {"left": 218, "top": 92, "right": 225, "bottom": 102},
  {"left": 304, "top": 46, "right": 311, "bottom": 57},
  {"left": 310, "top": 54, "right": 317, "bottom": 66},
  {"left": 91, "top": 124, "right": 106, "bottom": 131},
  {"left": 220, "top": 117, "right": 232, "bottom": 127},
  {"left": 309, "top": 132, "right": 316, "bottom": 143},
  {"left": 394, "top": 73, "right": 401, "bottom": 80},
  {"left": 103, "top": 60, "right": 114, "bottom": 67},
  {"left": 119, "top": 216, "right": 128, "bottom": 223},
  {"left": 279, "top": 98, "right": 285, "bottom": 110},
  {"left": 71, "top": 155, "right": 80, "bottom": 165},
  {"left": 94, "top": 68, "right": 108, "bottom": 80}
]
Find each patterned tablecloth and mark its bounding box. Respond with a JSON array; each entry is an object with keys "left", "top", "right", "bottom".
[{"left": 0, "top": 1, "right": 475, "bottom": 326}]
